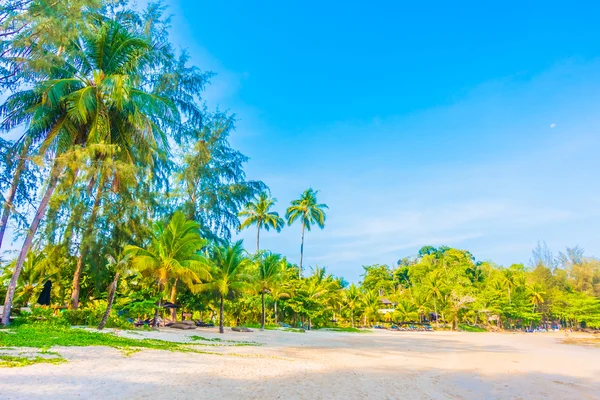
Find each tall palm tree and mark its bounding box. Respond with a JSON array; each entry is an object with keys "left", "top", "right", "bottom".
[
  {"left": 410, "top": 287, "right": 430, "bottom": 323},
  {"left": 285, "top": 188, "right": 328, "bottom": 276},
  {"left": 125, "top": 212, "right": 210, "bottom": 327},
  {"left": 239, "top": 193, "right": 284, "bottom": 252},
  {"left": 2, "top": 17, "right": 178, "bottom": 324},
  {"left": 200, "top": 241, "right": 253, "bottom": 333},
  {"left": 0, "top": 138, "right": 31, "bottom": 251},
  {"left": 255, "top": 252, "right": 284, "bottom": 330},
  {"left": 528, "top": 283, "right": 546, "bottom": 314},
  {"left": 98, "top": 252, "right": 133, "bottom": 330},
  {"left": 270, "top": 283, "right": 291, "bottom": 325},
  {"left": 362, "top": 290, "right": 381, "bottom": 327},
  {"left": 425, "top": 271, "right": 445, "bottom": 327},
  {"left": 344, "top": 284, "right": 362, "bottom": 328},
  {"left": 393, "top": 300, "right": 419, "bottom": 323},
  {"left": 301, "top": 266, "right": 339, "bottom": 329}
]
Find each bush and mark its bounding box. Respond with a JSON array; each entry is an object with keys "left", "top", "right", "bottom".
[
  {"left": 62, "top": 302, "right": 132, "bottom": 329},
  {"left": 13, "top": 306, "right": 69, "bottom": 328},
  {"left": 459, "top": 324, "right": 487, "bottom": 332}
]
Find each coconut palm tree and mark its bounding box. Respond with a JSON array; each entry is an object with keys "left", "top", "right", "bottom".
[
  {"left": 200, "top": 241, "right": 253, "bottom": 333},
  {"left": 270, "top": 282, "right": 291, "bottom": 325},
  {"left": 344, "top": 283, "right": 362, "bottom": 328},
  {"left": 393, "top": 300, "right": 419, "bottom": 323},
  {"left": 1, "top": 16, "right": 179, "bottom": 324},
  {"left": 362, "top": 290, "right": 381, "bottom": 327},
  {"left": 98, "top": 252, "right": 133, "bottom": 330},
  {"left": 301, "top": 267, "right": 339, "bottom": 329},
  {"left": 239, "top": 192, "right": 284, "bottom": 252},
  {"left": 125, "top": 212, "right": 210, "bottom": 327},
  {"left": 410, "top": 287, "right": 430, "bottom": 324},
  {"left": 255, "top": 252, "right": 284, "bottom": 330},
  {"left": 425, "top": 271, "right": 446, "bottom": 327},
  {"left": 285, "top": 188, "right": 328, "bottom": 276},
  {"left": 528, "top": 283, "right": 546, "bottom": 314}
]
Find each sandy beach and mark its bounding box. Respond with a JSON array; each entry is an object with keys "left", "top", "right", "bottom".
[{"left": 1, "top": 329, "right": 598, "bottom": 400}]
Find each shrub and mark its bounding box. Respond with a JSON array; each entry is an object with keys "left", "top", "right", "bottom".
[
  {"left": 62, "top": 302, "right": 132, "bottom": 329},
  {"left": 13, "top": 306, "right": 69, "bottom": 328},
  {"left": 459, "top": 324, "right": 487, "bottom": 332}
]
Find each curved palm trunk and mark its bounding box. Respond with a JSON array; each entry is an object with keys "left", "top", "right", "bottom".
[
  {"left": 71, "top": 175, "right": 105, "bottom": 310},
  {"left": 299, "top": 221, "right": 305, "bottom": 278},
  {"left": 0, "top": 140, "right": 29, "bottom": 251},
  {"left": 261, "top": 290, "right": 266, "bottom": 331},
  {"left": 256, "top": 224, "right": 260, "bottom": 253},
  {"left": 2, "top": 163, "right": 61, "bottom": 326},
  {"left": 433, "top": 297, "right": 438, "bottom": 328},
  {"left": 98, "top": 272, "right": 120, "bottom": 330},
  {"left": 219, "top": 295, "right": 225, "bottom": 334},
  {"left": 170, "top": 279, "right": 178, "bottom": 321}
]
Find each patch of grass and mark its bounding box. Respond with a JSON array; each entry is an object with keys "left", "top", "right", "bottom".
[
  {"left": 0, "top": 325, "right": 191, "bottom": 352},
  {"left": 0, "top": 323, "right": 270, "bottom": 368},
  {"left": 243, "top": 323, "right": 279, "bottom": 330},
  {"left": 0, "top": 354, "right": 66, "bottom": 368},
  {"left": 189, "top": 335, "right": 260, "bottom": 346},
  {"left": 459, "top": 324, "right": 487, "bottom": 332},
  {"left": 318, "top": 327, "right": 370, "bottom": 333},
  {"left": 281, "top": 328, "right": 305, "bottom": 333},
  {"left": 0, "top": 324, "right": 262, "bottom": 355}
]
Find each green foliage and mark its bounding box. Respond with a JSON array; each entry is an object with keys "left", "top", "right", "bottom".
[
  {"left": 239, "top": 192, "right": 284, "bottom": 251},
  {"left": 61, "top": 302, "right": 132, "bottom": 329},
  {"left": 1, "top": 0, "right": 598, "bottom": 338},
  {"left": 458, "top": 324, "right": 487, "bottom": 332},
  {"left": 13, "top": 307, "right": 69, "bottom": 328},
  {"left": 286, "top": 188, "right": 328, "bottom": 231}
]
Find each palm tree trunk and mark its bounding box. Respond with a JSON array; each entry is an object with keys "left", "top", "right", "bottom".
[
  {"left": 299, "top": 221, "right": 305, "bottom": 277},
  {"left": 2, "top": 163, "right": 61, "bottom": 326},
  {"left": 170, "top": 279, "right": 179, "bottom": 321},
  {"left": 219, "top": 295, "right": 225, "bottom": 334},
  {"left": 0, "top": 140, "right": 29, "bottom": 251},
  {"left": 433, "top": 298, "right": 438, "bottom": 328},
  {"left": 351, "top": 309, "right": 355, "bottom": 328},
  {"left": 256, "top": 224, "right": 260, "bottom": 253},
  {"left": 274, "top": 299, "right": 278, "bottom": 324},
  {"left": 98, "top": 272, "right": 120, "bottom": 330},
  {"left": 261, "top": 291, "right": 266, "bottom": 331},
  {"left": 71, "top": 175, "right": 105, "bottom": 309}
]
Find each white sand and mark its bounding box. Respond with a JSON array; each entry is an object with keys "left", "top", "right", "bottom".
[{"left": 1, "top": 329, "right": 599, "bottom": 399}]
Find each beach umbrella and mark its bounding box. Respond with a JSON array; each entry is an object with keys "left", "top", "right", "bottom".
[{"left": 36, "top": 280, "right": 52, "bottom": 306}]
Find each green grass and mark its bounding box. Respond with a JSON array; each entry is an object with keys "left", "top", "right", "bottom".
[
  {"left": 318, "top": 327, "right": 370, "bottom": 333},
  {"left": 0, "top": 354, "right": 66, "bottom": 368},
  {"left": 0, "top": 325, "right": 192, "bottom": 352},
  {"left": 242, "top": 323, "right": 280, "bottom": 330},
  {"left": 189, "top": 335, "right": 260, "bottom": 346},
  {"left": 458, "top": 324, "right": 488, "bottom": 332},
  {"left": 0, "top": 324, "right": 265, "bottom": 361},
  {"left": 281, "top": 328, "right": 305, "bottom": 333}
]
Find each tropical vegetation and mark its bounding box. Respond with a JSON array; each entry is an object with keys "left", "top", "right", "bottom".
[{"left": 1, "top": 1, "right": 598, "bottom": 336}]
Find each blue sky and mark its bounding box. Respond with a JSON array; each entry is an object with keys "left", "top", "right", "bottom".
[
  {"left": 4, "top": 1, "right": 599, "bottom": 282},
  {"left": 160, "top": 0, "right": 600, "bottom": 281}
]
